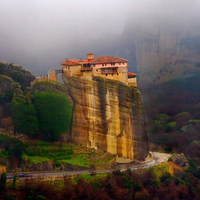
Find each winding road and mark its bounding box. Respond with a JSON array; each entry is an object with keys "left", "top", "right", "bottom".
[{"left": 10, "top": 152, "right": 170, "bottom": 179}]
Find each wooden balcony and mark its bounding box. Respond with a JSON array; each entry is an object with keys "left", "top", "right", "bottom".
[
  {"left": 80, "top": 67, "right": 93, "bottom": 72},
  {"left": 101, "top": 69, "right": 118, "bottom": 74}
]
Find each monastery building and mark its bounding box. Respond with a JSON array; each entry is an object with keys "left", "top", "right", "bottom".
[{"left": 61, "top": 53, "right": 137, "bottom": 87}]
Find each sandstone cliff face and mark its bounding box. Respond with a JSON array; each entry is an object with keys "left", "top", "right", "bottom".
[{"left": 62, "top": 74, "right": 148, "bottom": 160}]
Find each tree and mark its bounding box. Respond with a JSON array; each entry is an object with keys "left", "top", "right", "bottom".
[
  {"left": 0, "top": 172, "right": 7, "bottom": 198},
  {"left": 34, "top": 91, "right": 72, "bottom": 141},
  {"left": 4, "top": 137, "right": 25, "bottom": 158},
  {"left": 11, "top": 95, "right": 39, "bottom": 138}
]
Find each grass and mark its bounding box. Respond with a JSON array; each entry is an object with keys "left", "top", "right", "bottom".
[
  {"left": 22, "top": 154, "right": 50, "bottom": 163},
  {"left": 151, "top": 163, "right": 168, "bottom": 178},
  {"left": 22, "top": 140, "right": 115, "bottom": 167},
  {"left": 72, "top": 173, "right": 107, "bottom": 184},
  {"left": 0, "top": 74, "right": 14, "bottom": 82}
]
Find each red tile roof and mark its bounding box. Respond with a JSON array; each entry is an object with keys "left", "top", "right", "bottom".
[
  {"left": 61, "top": 60, "right": 80, "bottom": 66},
  {"left": 61, "top": 55, "right": 128, "bottom": 66},
  {"left": 80, "top": 59, "right": 94, "bottom": 64},
  {"left": 128, "top": 72, "right": 137, "bottom": 77},
  {"left": 90, "top": 56, "right": 128, "bottom": 64}
]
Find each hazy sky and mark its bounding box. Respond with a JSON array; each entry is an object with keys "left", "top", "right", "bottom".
[
  {"left": 0, "top": 0, "right": 131, "bottom": 74},
  {"left": 0, "top": 0, "right": 200, "bottom": 75}
]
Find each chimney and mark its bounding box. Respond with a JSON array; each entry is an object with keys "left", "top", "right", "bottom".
[{"left": 87, "top": 53, "right": 94, "bottom": 60}]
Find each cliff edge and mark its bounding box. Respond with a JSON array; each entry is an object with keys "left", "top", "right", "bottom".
[{"left": 62, "top": 73, "right": 148, "bottom": 160}]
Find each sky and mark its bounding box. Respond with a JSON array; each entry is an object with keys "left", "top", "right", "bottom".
[
  {"left": 1, "top": 0, "right": 200, "bottom": 76},
  {"left": 0, "top": 0, "right": 131, "bottom": 75}
]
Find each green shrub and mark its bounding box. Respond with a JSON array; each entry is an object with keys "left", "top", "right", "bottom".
[
  {"left": 0, "top": 172, "right": 7, "bottom": 195},
  {"left": 37, "top": 141, "right": 50, "bottom": 146},
  {"left": 5, "top": 194, "right": 15, "bottom": 200},
  {"left": 34, "top": 91, "right": 72, "bottom": 141},
  {"left": 0, "top": 134, "right": 25, "bottom": 158},
  {"left": 54, "top": 162, "right": 61, "bottom": 167},
  {"left": 0, "top": 66, "right": 4, "bottom": 74},
  {"left": 166, "top": 122, "right": 177, "bottom": 132},
  {"left": 11, "top": 97, "right": 39, "bottom": 138},
  {"left": 35, "top": 196, "right": 46, "bottom": 200},
  {"left": 175, "top": 112, "right": 192, "bottom": 128},
  {"left": 10, "top": 71, "right": 24, "bottom": 84},
  {"left": 4, "top": 89, "right": 15, "bottom": 102},
  {"left": 188, "top": 119, "right": 200, "bottom": 125},
  {"left": 0, "top": 150, "right": 10, "bottom": 158}
]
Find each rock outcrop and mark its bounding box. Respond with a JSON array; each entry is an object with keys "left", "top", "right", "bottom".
[
  {"left": 62, "top": 73, "right": 148, "bottom": 160},
  {"left": 0, "top": 75, "right": 18, "bottom": 93},
  {"left": 0, "top": 75, "right": 18, "bottom": 124},
  {"left": 0, "top": 61, "right": 35, "bottom": 89}
]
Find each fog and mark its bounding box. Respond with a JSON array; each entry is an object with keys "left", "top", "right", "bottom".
[{"left": 0, "top": 0, "right": 200, "bottom": 76}]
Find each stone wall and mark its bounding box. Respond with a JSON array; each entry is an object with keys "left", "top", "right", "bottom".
[
  {"left": 128, "top": 77, "right": 137, "bottom": 87},
  {"left": 7, "top": 174, "right": 78, "bottom": 183},
  {"left": 62, "top": 65, "right": 82, "bottom": 77},
  {"left": 30, "top": 70, "right": 58, "bottom": 87}
]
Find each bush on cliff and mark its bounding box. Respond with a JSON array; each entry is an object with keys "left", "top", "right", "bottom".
[
  {"left": 34, "top": 91, "right": 72, "bottom": 141},
  {"left": 11, "top": 96, "right": 39, "bottom": 138},
  {"left": 0, "top": 134, "right": 25, "bottom": 158}
]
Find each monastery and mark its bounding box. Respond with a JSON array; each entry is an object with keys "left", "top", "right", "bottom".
[{"left": 61, "top": 53, "right": 137, "bottom": 87}]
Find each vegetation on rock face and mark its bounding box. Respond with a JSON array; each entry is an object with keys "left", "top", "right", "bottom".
[
  {"left": 166, "top": 121, "right": 177, "bottom": 132},
  {"left": 11, "top": 93, "right": 39, "bottom": 138},
  {"left": 10, "top": 71, "right": 24, "bottom": 85},
  {"left": 34, "top": 91, "right": 72, "bottom": 141},
  {"left": 0, "top": 134, "right": 25, "bottom": 158}
]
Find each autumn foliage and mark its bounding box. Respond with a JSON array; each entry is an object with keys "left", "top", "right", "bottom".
[{"left": 3, "top": 164, "right": 200, "bottom": 200}]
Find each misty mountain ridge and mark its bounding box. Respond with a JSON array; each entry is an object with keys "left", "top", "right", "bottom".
[{"left": 1, "top": 0, "right": 200, "bottom": 90}]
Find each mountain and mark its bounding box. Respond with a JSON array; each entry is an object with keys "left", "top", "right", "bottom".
[{"left": 119, "top": 1, "right": 200, "bottom": 88}]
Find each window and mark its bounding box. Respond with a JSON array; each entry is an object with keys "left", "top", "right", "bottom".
[
  {"left": 102, "top": 64, "right": 104, "bottom": 66},
  {"left": 68, "top": 67, "right": 70, "bottom": 69},
  {"left": 96, "top": 69, "right": 98, "bottom": 71},
  {"left": 105, "top": 64, "right": 107, "bottom": 66},
  {"left": 93, "top": 64, "right": 95, "bottom": 67},
  {"left": 119, "top": 63, "right": 121, "bottom": 65},
  {"left": 111, "top": 63, "right": 115, "bottom": 66}
]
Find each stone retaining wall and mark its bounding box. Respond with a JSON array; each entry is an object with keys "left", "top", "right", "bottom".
[
  {"left": 87, "top": 152, "right": 109, "bottom": 161},
  {"left": 7, "top": 174, "right": 78, "bottom": 183}
]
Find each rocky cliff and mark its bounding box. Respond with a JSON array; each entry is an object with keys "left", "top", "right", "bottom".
[
  {"left": 119, "top": 2, "right": 200, "bottom": 88},
  {"left": 0, "top": 61, "right": 35, "bottom": 89},
  {"left": 62, "top": 74, "right": 148, "bottom": 160},
  {"left": 0, "top": 61, "right": 35, "bottom": 125}
]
